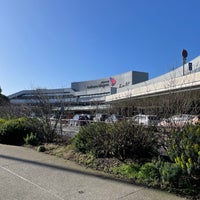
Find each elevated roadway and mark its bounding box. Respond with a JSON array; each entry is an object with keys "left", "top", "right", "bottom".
[{"left": 106, "top": 56, "right": 200, "bottom": 103}]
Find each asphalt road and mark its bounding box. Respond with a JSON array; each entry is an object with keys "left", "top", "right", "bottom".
[{"left": 0, "top": 144, "right": 187, "bottom": 200}]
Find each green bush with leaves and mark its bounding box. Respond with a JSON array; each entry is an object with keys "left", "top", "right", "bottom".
[
  {"left": 112, "top": 163, "right": 140, "bottom": 179},
  {"left": 73, "top": 122, "right": 112, "bottom": 157},
  {"left": 109, "top": 121, "right": 160, "bottom": 160},
  {"left": 167, "top": 124, "right": 200, "bottom": 179},
  {"left": 137, "top": 162, "right": 160, "bottom": 185},
  {"left": 0, "top": 117, "right": 43, "bottom": 145},
  {"left": 0, "top": 118, "right": 6, "bottom": 125},
  {"left": 37, "top": 145, "right": 46, "bottom": 152},
  {"left": 112, "top": 159, "right": 195, "bottom": 194},
  {"left": 73, "top": 121, "right": 160, "bottom": 160},
  {"left": 157, "top": 160, "right": 196, "bottom": 195},
  {"left": 154, "top": 160, "right": 183, "bottom": 188}
]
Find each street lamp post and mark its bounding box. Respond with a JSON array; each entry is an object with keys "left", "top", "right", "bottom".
[{"left": 182, "top": 49, "right": 188, "bottom": 76}]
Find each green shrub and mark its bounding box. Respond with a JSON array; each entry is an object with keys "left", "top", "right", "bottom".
[
  {"left": 109, "top": 121, "right": 160, "bottom": 160},
  {"left": 137, "top": 162, "right": 160, "bottom": 185},
  {"left": 73, "top": 122, "right": 112, "bottom": 157},
  {"left": 73, "top": 121, "right": 160, "bottom": 161},
  {"left": 154, "top": 160, "right": 183, "bottom": 188},
  {"left": 167, "top": 124, "right": 200, "bottom": 179},
  {"left": 37, "top": 145, "right": 46, "bottom": 152},
  {"left": 24, "top": 132, "right": 39, "bottom": 146},
  {"left": 0, "top": 117, "right": 43, "bottom": 145},
  {"left": 112, "top": 163, "right": 140, "bottom": 179},
  {"left": 155, "top": 160, "right": 197, "bottom": 195},
  {"left": 0, "top": 118, "right": 6, "bottom": 125},
  {"left": 0, "top": 118, "right": 27, "bottom": 145}
]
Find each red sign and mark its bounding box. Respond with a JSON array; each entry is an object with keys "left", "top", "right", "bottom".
[{"left": 109, "top": 77, "right": 116, "bottom": 86}]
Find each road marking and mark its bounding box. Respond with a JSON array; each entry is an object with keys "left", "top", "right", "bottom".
[{"left": 0, "top": 166, "right": 65, "bottom": 200}]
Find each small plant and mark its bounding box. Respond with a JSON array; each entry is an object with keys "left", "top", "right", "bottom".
[
  {"left": 112, "top": 163, "right": 140, "bottom": 179},
  {"left": 24, "top": 132, "right": 38, "bottom": 146},
  {"left": 137, "top": 162, "right": 160, "bottom": 186},
  {"left": 156, "top": 161, "right": 182, "bottom": 188},
  {"left": 37, "top": 145, "right": 46, "bottom": 152}
]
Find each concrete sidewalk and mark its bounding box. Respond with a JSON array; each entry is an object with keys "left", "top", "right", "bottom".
[{"left": 0, "top": 144, "right": 187, "bottom": 200}]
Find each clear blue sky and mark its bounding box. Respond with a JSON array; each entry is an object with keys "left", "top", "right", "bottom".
[{"left": 0, "top": 0, "right": 200, "bottom": 96}]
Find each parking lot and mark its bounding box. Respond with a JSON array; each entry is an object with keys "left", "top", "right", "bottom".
[{"left": 52, "top": 113, "right": 200, "bottom": 139}]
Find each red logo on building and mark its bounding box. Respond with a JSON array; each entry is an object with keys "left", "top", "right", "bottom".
[{"left": 109, "top": 77, "right": 116, "bottom": 86}]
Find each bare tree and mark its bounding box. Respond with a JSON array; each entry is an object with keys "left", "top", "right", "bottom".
[{"left": 27, "top": 88, "right": 66, "bottom": 142}]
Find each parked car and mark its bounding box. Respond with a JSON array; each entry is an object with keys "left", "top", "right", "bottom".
[
  {"left": 105, "top": 114, "right": 125, "bottom": 123},
  {"left": 50, "top": 114, "right": 58, "bottom": 121},
  {"left": 132, "top": 114, "right": 160, "bottom": 126},
  {"left": 69, "top": 114, "right": 89, "bottom": 126},
  {"left": 158, "top": 114, "right": 199, "bottom": 128},
  {"left": 88, "top": 114, "right": 95, "bottom": 122},
  {"left": 93, "top": 113, "right": 110, "bottom": 122}
]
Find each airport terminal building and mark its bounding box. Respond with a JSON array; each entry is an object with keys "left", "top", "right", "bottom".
[
  {"left": 8, "top": 71, "right": 148, "bottom": 111},
  {"left": 8, "top": 55, "right": 200, "bottom": 113}
]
